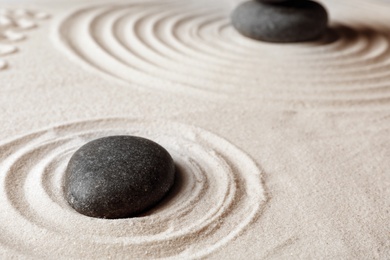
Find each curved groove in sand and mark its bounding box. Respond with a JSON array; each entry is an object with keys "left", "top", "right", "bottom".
[
  {"left": 54, "top": 0, "right": 390, "bottom": 109},
  {"left": 0, "top": 118, "right": 265, "bottom": 259}
]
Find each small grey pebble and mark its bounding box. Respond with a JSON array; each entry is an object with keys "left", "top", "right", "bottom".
[
  {"left": 231, "top": 0, "right": 328, "bottom": 42},
  {"left": 64, "top": 136, "right": 175, "bottom": 219}
]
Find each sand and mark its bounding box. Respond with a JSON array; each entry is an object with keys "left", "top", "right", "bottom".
[{"left": 0, "top": 0, "right": 389, "bottom": 259}]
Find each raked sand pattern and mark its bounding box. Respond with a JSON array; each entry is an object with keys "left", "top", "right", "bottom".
[
  {"left": 55, "top": 0, "right": 390, "bottom": 109},
  {"left": 0, "top": 8, "right": 49, "bottom": 70},
  {"left": 1, "top": 0, "right": 390, "bottom": 258},
  {"left": 0, "top": 118, "right": 265, "bottom": 259}
]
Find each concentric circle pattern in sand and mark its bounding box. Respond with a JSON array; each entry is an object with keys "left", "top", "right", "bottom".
[
  {"left": 0, "top": 118, "right": 265, "bottom": 259},
  {"left": 55, "top": 0, "right": 390, "bottom": 109}
]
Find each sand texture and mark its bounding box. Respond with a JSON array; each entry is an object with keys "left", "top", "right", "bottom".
[{"left": 0, "top": 0, "right": 389, "bottom": 259}]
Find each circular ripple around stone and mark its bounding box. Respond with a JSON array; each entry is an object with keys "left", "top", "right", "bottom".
[
  {"left": 54, "top": 0, "right": 390, "bottom": 110},
  {"left": 0, "top": 118, "right": 265, "bottom": 259}
]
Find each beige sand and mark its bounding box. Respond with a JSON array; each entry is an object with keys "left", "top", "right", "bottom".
[{"left": 0, "top": 0, "right": 389, "bottom": 259}]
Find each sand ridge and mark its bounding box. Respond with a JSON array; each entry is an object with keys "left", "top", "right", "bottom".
[{"left": 0, "top": 8, "right": 49, "bottom": 70}]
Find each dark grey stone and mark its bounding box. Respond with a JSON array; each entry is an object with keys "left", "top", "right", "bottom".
[
  {"left": 231, "top": 1, "right": 328, "bottom": 43},
  {"left": 64, "top": 136, "right": 175, "bottom": 219}
]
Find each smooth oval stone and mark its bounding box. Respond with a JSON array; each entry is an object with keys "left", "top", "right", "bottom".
[
  {"left": 64, "top": 136, "right": 175, "bottom": 219},
  {"left": 231, "top": 1, "right": 328, "bottom": 42}
]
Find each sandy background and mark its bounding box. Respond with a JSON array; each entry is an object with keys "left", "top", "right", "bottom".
[{"left": 0, "top": 0, "right": 389, "bottom": 259}]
